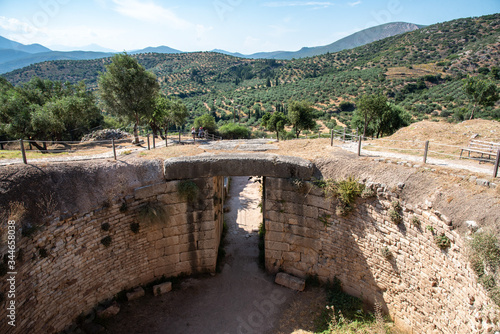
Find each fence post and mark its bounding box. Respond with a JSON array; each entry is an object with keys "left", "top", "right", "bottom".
[
  {"left": 357, "top": 136, "right": 362, "bottom": 156},
  {"left": 318, "top": 130, "right": 320, "bottom": 139},
  {"left": 147, "top": 134, "right": 150, "bottom": 150},
  {"left": 112, "top": 138, "right": 117, "bottom": 160},
  {"left": 20, "top": 139, "right": 27, "bottom": 164},
  {"left": 493, "top": 149, "right": 500, "bottom": 178},
  {"left": 423, "top": 140, "right": 429, "bottom": 164},
  {"left": 152, "top": 134, "right": 156, "bottom": 149},
  {"left": 165, "top": 133, "right": 168, "bottom": 147},
  {"left": 330, "top": 129, "right": 334, "bottom": 146},
  {"left": 343, "top": 127, "right": 346, "bottom": 142}
]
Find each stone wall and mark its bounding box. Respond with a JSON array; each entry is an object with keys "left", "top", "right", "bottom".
[
  {"left": 0, "top": 162, "right": 223, "bottom": 334},
  {"left": 264, "top": 177, "right": 498, "bottom": 334}
]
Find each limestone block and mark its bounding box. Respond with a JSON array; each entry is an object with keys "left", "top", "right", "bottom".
[
  {"left": 275, "top": 272, "right": 305, "bottom": 291},
  {"left": 134, "top": 182, "right": 167, "bottom": 200},
  {"left": 153, "top": 282, "right": 172, "bottom": 296},
  {"left": 97, "top": 302, "right": 120, "bottom": 319},
  {"left": 126, "top": 287, "right": 145, "bottom": 301}
]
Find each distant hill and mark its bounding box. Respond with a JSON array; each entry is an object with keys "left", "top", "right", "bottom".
[
  {"left": 0, "top": 36, "right": 51, "bottom": 53},
  {"left": 217, "top": 22, "right": 424, "bottom": 59},
  {"left": 130, "top": 46, "right": 182, "bottom": 54}
]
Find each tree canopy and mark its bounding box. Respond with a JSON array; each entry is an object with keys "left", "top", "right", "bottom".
[
  {"left": 463, "top": 76, "right": 499, "bottom": 120},
  {"left": 0, "top": 77, "right": 102, "bottom": 149},
  {"left": 99, "top": 53, "right": 159, "bottom": 143},
  {"left": 354, "top": 94, "right": 389, "bottom": 137},
  {"left": 288, "top": 100, "right": 316, "bottom": 138},
  {"left": 261, "top": 111, "right": 289, "bottom": 141}
]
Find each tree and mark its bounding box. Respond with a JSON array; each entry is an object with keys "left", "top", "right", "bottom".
[
  {"left": 375, "top": 104, "right": 411, "bottom": 138},
  {"left": 463, "top": 76, "right": 499, "bottom": 120},
  {"left": 99, "top": 53, "right": 159, "bottom": 143},
  {"left": 0, "top": 77, "right": 102, "bottom": 150},
  {"left": 261, "top": 112, "right": 289, "bottom": 141},
  {"left": 355, "top": 94, "right": 388, "bottom": 137},
  {"left": 288, "top": 100, "right": 316, "bottom": 138},
  {"left": 194, "top": 114, "right": 217, "bottom": 134},
  {"left": 150, "top": 95, "right": 173, "bottom": 139}
]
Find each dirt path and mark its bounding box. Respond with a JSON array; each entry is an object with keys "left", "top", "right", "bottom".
[{"left": 104, "top": 176, "right": 296, "bottom": 334}]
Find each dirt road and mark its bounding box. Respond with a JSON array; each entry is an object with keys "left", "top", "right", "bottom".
[{"left": 104, "top": 176, "right": 295, "bottom": 334}]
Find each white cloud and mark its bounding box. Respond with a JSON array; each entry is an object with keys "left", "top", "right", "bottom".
[
  {"left": 348, "top": 1, "right": 361, "bottom": 6},
  {"left": 111, "top": 0, "right": 191, "bottom": 29},
  {"left": 0, "top": 16, "right": 37, "bottom": 35},
  {"left": 263, "top": 1, "right": 334, "bottom": 8}
]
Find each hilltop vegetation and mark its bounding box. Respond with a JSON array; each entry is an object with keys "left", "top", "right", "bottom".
[{"left": 2, "top": 14, "right": 500, "bottom": 138}]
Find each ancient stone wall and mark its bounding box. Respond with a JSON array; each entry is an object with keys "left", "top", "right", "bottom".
[
  {"left": 0, "top": 163, "right": 223, "bottom": 334},
  {"left": 264, "top": 177, "right": 498, "bottom": 333}
]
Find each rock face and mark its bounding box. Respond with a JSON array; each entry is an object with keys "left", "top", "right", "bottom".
[
  {"left": 81, "top": 129, "right": 131, "bottom": 142},
  {"left": 275, "top": 273, "right": 306, "bottom": 291}
]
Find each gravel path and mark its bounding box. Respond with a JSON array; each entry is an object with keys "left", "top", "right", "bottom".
[{"left": 340, "top": 141, "right": 495, "bottom": 176}]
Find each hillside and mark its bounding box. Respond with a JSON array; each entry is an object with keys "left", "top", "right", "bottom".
[
  {"left": 237, "top": 22, "right": 424, "bottom": 60},
  {"left": 2, "top": 14, "right": 500, "bottom": 128}
]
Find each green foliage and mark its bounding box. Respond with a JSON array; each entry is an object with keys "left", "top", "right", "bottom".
[
  {"left": 323, "top": 176, "right": 364, "bottom": 216},
  {"left": 288, "top": 100, "right": 317, "bottom": 138},
  {"left": 388, "top": 209, "right": 403, "bottom": 225},
  {"left": 218, "top": 123, "right": 251, "bottom": 139},
  {"left": 463, "top": 75, "right": 499, "bottom": 119},
  {"left": 319, "top": 214, "right": 332, "bottom": 227},
  {"left": 98, "top": 52, "right": 159, "bottom": 143},
  {"left": 177, "top": 180, "right": 199, "bottom": 202},
  {"left": 317, "top": 277, "right": 376, "bottom": 333},
  {"left": 468, "top": 231, "right": 500, "bottom": 305},
  {"left": 261, "top": 111, "right": 289, "bottom": 141},
  {"left": 139, "top": 201, "right": 166, "bottom": 223},
  {"left": 0, "top": 77, "right": 102, "bottom": 146},
  {"left": 193, "top": 114, "right": 217, "bottom": 133},
  {"left": 434, "top": 233, "right": 451, "bottom": 249},
  {"left": 352, "top": 94, "right": 389, "bottom": 137},
  {"left": 411, "top": 216, "right": 421, "bottom": 228}
]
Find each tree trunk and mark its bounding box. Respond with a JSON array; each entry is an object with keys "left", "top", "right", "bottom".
[
  {"left": 469, "top": 104, "right": 477, "bottom": 120},
  {"left": 133, "top": 114, "right": 140, "bottom": 144},
  {"left": 276, "top": 131, "right": 280, "bottom": 142},
  {"left": 30, "top": 140, "right": 47, "bottom": 153}
]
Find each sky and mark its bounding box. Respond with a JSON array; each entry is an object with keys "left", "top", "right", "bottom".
[{"left": 0, "top": 0, "right": 499, "bottom": 54}]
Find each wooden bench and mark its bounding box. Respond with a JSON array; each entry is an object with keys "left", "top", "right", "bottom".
[{"left": 460, "top": 139, "right": 500, "bottom": 161}]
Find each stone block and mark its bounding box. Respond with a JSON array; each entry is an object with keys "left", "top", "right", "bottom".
[
  {"left": 275, "top": 272, "right": 305, "bottom": 291},
  {"left": 97, "top": 302, "right": 120, "bottom": 319},
  {"left": 126, "top": 287, "right": 145, "bottom": 301},
  {"left": 134, "top": 182, "right": 166, "bottom": 200},
  {"left": 153, "top": 282, "right": 172, "bottom": 296}
]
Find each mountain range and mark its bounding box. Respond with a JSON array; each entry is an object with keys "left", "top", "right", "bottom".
[{"left": 0, "top": 22, "right": 422, "bottom": 74}]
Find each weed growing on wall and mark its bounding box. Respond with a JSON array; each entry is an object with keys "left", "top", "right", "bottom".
[
  {"left": 139, "top": 201, "right": 166, "bottom": 224},
  {"left": 178, "top": 180, "right": 199, "bottom": 202},
  {"left": 321, "top": 176, "right": 364, "bottom": 216},
  {"left": 434, "top": 233, "right": 451, "bottom": 249},
  {"left": 468, "top": 231, "right": 500, "bottom": 306}
]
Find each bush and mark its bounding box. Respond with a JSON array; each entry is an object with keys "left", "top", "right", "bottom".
[
  {"left": 434, "top": 233, "right": 451, "bottom": 249},
  {"left": 139, "top": 201, "right": 166, "bottom": 223},
  {"left": 218, "top": 123, "right": 251, "bottom": 139}
]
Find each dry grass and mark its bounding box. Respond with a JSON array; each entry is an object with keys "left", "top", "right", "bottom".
[{"left": 385, "top": 63, "right": 448, "bottom": 80}]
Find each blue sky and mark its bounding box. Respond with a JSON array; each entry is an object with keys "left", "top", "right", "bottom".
[{"left": 0, "top": 0, "right": 498, "bottom": 54}]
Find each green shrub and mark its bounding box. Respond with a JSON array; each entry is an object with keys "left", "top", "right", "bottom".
[
  {"left": 218, "top": 123, "right": 251, "bottom": 139},
  {"left": 381, "top": 246, "right": 392, "bottom": 260},
  {"left": 434, "top": 233, "right": 451, "bottom": 249},
  {"left": 178, "top": 180, "right": 199, "bottom": 202},
  {"left": 323, "top": 176, "right": 364, "bottom": 216}
]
